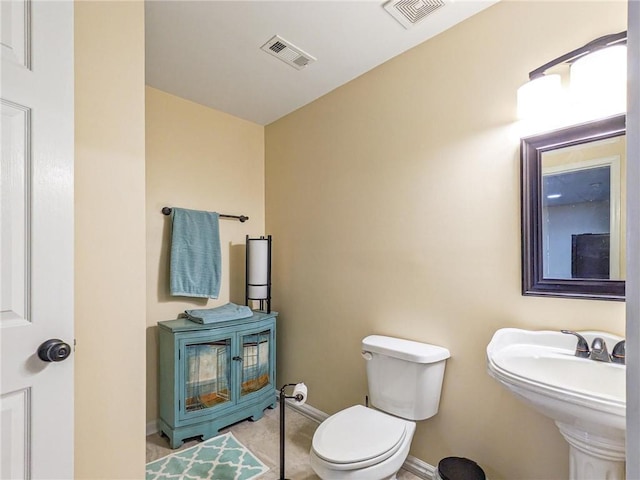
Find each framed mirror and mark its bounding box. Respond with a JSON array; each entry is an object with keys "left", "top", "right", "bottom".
[{"left": 521, "top": 114, "right": 625, "bottom": 300}]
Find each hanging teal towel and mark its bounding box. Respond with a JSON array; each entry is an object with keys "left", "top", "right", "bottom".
[
  {"left": 185, "top": 303, "right": 253, "bottom": 324},
  {"left": 170, "top": 208, "right": 221, "bottom": 298}
]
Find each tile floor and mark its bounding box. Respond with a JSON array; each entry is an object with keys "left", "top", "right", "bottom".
[{"left": 146, "top": 404, "right": 422, "bottom": 479}]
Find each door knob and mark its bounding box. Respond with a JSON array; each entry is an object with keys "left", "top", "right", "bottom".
[{"left": 37, "top": 339, "right": 71, "bottom": 362}]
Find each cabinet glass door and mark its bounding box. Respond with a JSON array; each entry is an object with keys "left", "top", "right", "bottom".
[
  {"left": 184, "top": 339, "right": 231, "bottom": 413},
  {"left": 240, "top": 330, "right": 271, "bottom": 397}
]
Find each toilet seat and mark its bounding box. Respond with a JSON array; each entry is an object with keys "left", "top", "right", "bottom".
[{"left": 311, "top": 405, "right": 408, "bottom": 470}]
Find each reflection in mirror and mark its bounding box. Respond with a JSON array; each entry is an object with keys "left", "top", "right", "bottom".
[
  {"left": 521, "top": 114, "right": 625, "bottom": 300},
  {"left": 541, "top": 137, "right": 624, "bottom": 280}
]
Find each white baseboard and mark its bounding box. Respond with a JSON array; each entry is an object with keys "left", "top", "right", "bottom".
[
  {"left": 147, "top": 419, "right": 159, "bottom": 437},
  {"left": 402, "top": 455, "right": 437, "bottom": 480},
  {"left": 286, "top": 401, "right": 436, "bottom": 480},
  {"left": 284, "top": 398, "right": 329, "bottom": 423}
]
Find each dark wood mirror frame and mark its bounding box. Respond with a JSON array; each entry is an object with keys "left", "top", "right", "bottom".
[{"left": 521, "top": 114, "right": 626, "bottom": 301}]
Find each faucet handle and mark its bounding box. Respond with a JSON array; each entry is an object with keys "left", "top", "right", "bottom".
[
  {"left": 561, "top": 330, "right": 590, "bottom": 358},
  {"left": 611, "top": 340, "right": 625, "bottom": 364},
  {"left": 590, "top": 337, "right": 610, "bottom": 362}
]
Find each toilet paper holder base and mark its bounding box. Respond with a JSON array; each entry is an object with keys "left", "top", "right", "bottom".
[{"left": 279, "top": 382, "right": 306, "bottom": 480}]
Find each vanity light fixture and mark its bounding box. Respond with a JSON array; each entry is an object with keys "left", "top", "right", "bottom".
[
  {"left": 570, "top": 44, "right": 627, "bottom": 120},
  {"left": 517, "top": 74, "right": 562, "bottom": 121},
  {"left": 546, "top": 193, "right": 562, "bottom": 199},
  {"left": 518, "top": 31, "right": 627, "bottom": 124}
]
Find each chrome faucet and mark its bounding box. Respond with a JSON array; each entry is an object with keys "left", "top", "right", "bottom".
[
  {"left": 561, "top": 330, "right": 625, "bottom": 364},
  {"left": 589, "top": 337, "right": 610, "bottom": 362},
  {"left": 611, "top": 340, "right": 626, "bottom": 364},
  {"left": 561, "top": 330, "right": 590, "bottom": 358}
]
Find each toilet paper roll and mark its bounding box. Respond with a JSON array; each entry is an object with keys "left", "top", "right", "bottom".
[{"left": 292, "top": 382, "right": 307, "bottom": 405}]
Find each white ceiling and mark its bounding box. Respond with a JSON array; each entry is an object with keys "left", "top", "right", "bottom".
[{"left": 145, "top": 0, "right": 498, "bottom": 125}]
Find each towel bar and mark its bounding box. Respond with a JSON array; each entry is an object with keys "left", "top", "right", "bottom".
[{"left": 162, "top": 207, "right": 249, "bottom": 222}]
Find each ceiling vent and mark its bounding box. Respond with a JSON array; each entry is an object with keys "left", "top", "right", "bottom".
[
  {"left": 383, "top": 0, "right": 446, "bottom": 29},
  {"left": 260, "top": 35, "right": 316, "bottom": 70}
]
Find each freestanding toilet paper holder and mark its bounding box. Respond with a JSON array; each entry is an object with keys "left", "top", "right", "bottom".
[{"left": 279, "top": 382, "right": 307, "bottom": 480}]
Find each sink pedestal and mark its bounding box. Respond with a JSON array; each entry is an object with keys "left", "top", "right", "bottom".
[{"left": 556, "top": 422, "right": 626, "bottom": 480}]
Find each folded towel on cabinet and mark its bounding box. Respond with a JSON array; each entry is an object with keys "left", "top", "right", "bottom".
[{"left": 185, "top": 303, "right": 253, "bottom": 324}]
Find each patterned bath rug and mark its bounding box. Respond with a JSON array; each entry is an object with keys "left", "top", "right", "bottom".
[{"left": 146, "top": 432, "right": 269, "bottom": 480}]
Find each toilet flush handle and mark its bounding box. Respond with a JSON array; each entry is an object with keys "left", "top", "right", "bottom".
[{"left": 361, "top": 351, "right": 373, "bottom": 361}]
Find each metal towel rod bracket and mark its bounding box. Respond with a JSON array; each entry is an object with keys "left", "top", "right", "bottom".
[{"left": 161, "top": 207, "right": 249, "bottom": 223}]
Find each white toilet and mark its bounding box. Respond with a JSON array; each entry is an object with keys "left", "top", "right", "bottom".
[{"left": 310, "top": 335, "right": 450, "bottom": 480}]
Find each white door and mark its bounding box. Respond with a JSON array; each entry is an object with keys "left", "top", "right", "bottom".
[{"left": 1, "top": 1, "right": 74, "bottom": 478}]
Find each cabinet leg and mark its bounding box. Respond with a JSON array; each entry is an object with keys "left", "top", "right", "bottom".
[
  {"left": 163, "top": 430, "right": 181, "bottom": 449},
  {"left": 249, "top": 410, "right": 265, "bottom": 422}
]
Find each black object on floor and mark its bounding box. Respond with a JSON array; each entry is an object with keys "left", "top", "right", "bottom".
[{"left": 437, "top": 457, "right": 486, "bottom": 480}]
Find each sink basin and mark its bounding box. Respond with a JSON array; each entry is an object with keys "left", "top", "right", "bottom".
[{"left": 487, "top": 328, "right": 626, "bottom": 479}]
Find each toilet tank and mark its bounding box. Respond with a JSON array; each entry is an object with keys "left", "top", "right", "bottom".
[{"left": 362, "top": 335, "right": 450, "bottom": 421}]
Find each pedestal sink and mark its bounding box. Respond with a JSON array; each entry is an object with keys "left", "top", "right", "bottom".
[{"left": 487, "top": 328, "right": 626, "bottom": 480}]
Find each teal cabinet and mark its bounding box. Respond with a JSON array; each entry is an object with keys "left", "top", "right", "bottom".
[{"left": 157, "top": 311, "right": 277, "bottom": 448}]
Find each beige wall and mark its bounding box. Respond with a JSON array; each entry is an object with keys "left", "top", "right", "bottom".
[
  {"left": 145, "top": 87, "right": 265, "bottom": 423},
  {"left": 265, "top": 2, "right": 626, "bottom": 479},
  {"left": 74, "top": 1, "right": 146, "bottom": 478}
]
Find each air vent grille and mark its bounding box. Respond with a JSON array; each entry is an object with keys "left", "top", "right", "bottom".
[
  {"left": 270, "top": 41, "right": 287, "bottom": 54},
  {"left": 383, "top": 0, "right": 446, "bottom": 29},
  {"left": 260, "top": 35, "right": 316, "bottom": 70}
]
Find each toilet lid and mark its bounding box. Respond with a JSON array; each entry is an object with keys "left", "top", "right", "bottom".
[{"left": 312, "top": 405, "right": 407, "bottom": 467}]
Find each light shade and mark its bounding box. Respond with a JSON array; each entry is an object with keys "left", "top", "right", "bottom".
[
  {"left": 570, "top": 45, "right": 627, "bottom": 120},
  {"left": 517, "top": 74, "right": 563, "bottom": 121},
  {"left": 246, "top": 235, "right": 272, "bottom": 313}
]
